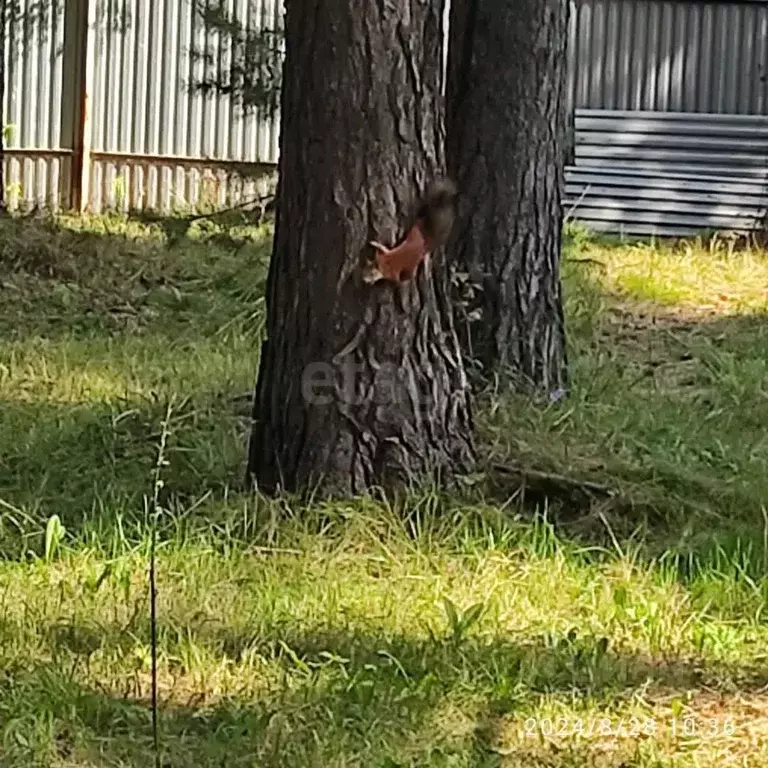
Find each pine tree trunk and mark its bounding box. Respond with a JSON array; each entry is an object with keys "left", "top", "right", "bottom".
[
  {"left": 446, "top": 0, "right": 569, "bottom": 395},
  {"left": 247, "top": 0, "right": 474, "bottom": 496}
]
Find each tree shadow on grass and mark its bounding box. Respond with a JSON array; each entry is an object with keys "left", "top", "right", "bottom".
[
  {"left": 0, "top": 212, "right": 268, "bottom": 546},
  {"left": 482, "top": 258, "right": 768, "bottom": 569},
  {"left": 0, "top": 392, "right": 252, "bottom": 551},
  {"left": 0, "top": 211, "right": 270, "bottom": 343},
  {"left": 5, "top": 622, "right": 768, "bottom": 767}
]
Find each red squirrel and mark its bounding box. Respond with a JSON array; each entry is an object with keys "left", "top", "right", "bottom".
[{"left": 362, "top": 179, "right": 458, "bottom": 284}]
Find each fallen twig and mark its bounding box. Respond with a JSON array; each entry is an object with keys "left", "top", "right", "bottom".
[
  {"left": 490, "top": 461, "right": 615, "bottom": 501},
  {"left": 564, "top": 257, "right": 607, "bottom": 268}
]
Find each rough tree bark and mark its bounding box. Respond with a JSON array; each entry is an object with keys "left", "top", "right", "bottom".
[
  {"left": 246, "top": 0, "right": 474, "bottom": 496},
  {"left": 446, "top": 0, "right": 569, "bottom": 394}
]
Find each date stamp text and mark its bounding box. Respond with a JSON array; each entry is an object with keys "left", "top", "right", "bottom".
[{"left": 520, "top": 715, "right": 737, "bottom": 742}]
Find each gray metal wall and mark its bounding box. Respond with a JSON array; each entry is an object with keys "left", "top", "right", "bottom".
[
  {"left": 2, "top": 0, "right": 768, "bottom": 213},
  {"left": 567, "top": 0, "right": 768, "bottom": 114},
  {"left": 564, "top": 110, "right": 768, "bottom": 236}
]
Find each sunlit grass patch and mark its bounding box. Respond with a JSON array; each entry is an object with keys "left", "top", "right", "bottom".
[
  {"left": 565, "top": 234, "right": 768, "bottom": 317},
  {"left": 3, "top": 511, "right": 768, "bottom": 766}
]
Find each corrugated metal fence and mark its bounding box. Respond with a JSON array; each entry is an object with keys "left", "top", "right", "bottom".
[
  {"left": 567, "top": 0, "right": 768, "bottom": 115},
  {"left": 3, "top": 0, "right": 69, "bottom": 210},
  {"left": 2, "top": 0, "right": 280, "bottom": 212},
  {"left": 88, "top": 0, "right": 280, "bottom": 211},
  {"left": 563, "top": 0, "right": 768, "bottom": 236},
  {"left": 564, "top": 110, "right": 768, "bottom": 235},
  {"left": 2, "top": 0, "right": 768, "bottom": 213}
]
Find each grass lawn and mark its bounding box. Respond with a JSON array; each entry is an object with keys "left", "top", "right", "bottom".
[{"left": 2, "top": 212, "right": 768, "bottom": 766}]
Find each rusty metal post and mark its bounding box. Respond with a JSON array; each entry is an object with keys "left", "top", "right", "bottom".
[
  {"left": 62, "top": 0, "right": 95, "bottom": 212},
  {"left": 73, "top": 0, "right": 95, "bottom": 212}
]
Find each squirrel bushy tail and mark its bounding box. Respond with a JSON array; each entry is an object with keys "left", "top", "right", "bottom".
[{"left": 415, "top": 178, "right": 458, "bottom": 247}]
